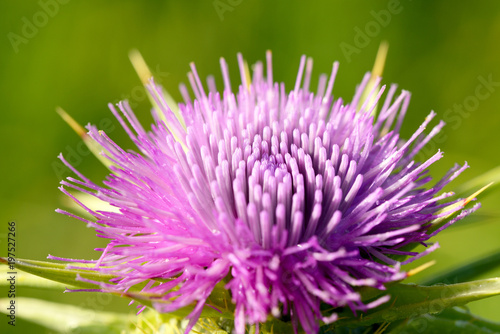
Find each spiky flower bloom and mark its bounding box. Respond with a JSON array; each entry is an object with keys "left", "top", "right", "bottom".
[{"left": 54, "top": 52, "right": 477, "bottom": 334}]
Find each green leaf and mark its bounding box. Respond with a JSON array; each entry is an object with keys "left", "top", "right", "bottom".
[
  {"left": 388, "top": 315, "right": 496, "bottom": 334},
  {"left": 0, "top": 297, "right": 133, "bottom": 333},
  {"left": 0, "top": 257, "right": 117, "bottom": 290},
  {"left": 319, "top": 307, "right": 500, "bottom": 334},
  {"left": 0, "top": 262, "right": 70, "bottom": 290},
  {"left": 421, "top": 249, "right": 500, "bottom": 285},
  {"left": 386, "top": 307, "right": 500, "bottom": 334},
  {"left": 453, "top": 165, "right": 500, "bottom": 197},
  {"left": 332, "top": 278, "right": 500, "bottom": 328},
  {"left": 438, "top": 307, "right": 500, "bottom": 332},
  {"left": 0, "top": 257, "right": 236, "bottom": 321}
]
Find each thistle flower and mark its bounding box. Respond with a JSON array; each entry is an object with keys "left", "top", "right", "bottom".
[{"left": 54, "top": 51, "right": 479, "bottom": 334}]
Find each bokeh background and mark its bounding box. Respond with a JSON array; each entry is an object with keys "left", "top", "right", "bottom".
[{"left": 1, "top": 0, "right": 500, "bottom": 332}]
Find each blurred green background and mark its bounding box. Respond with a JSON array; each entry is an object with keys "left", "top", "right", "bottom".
[{"left": 1, "top": 0, "right": 500, "bottom": 332}]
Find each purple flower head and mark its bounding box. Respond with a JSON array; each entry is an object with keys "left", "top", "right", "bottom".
[{"left": 55, "top": 52, "right": 478, "bottom": 334}]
